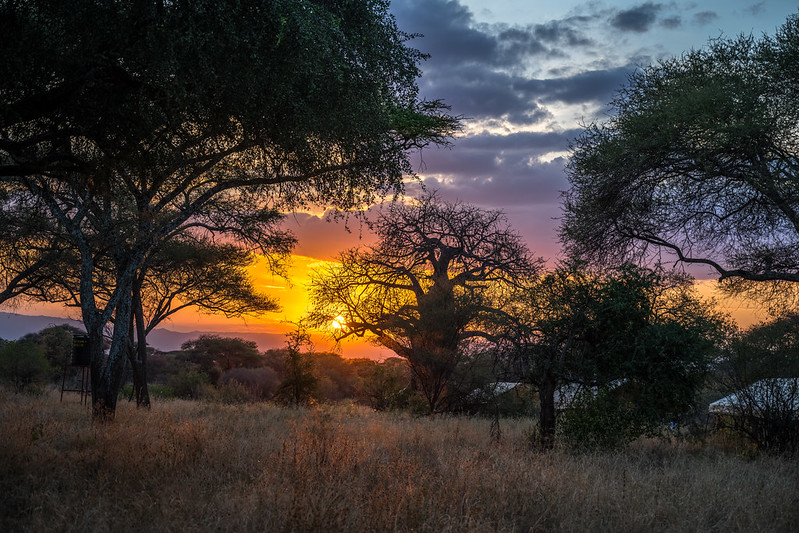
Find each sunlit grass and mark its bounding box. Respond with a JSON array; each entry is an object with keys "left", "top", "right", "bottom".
[{"left": 2, "top": 388, "right": 798, "bottom": 532}]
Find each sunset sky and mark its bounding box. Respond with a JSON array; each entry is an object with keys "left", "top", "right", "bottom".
[{"left": 16, "top": 1, "right": 797, "bottom": 356}]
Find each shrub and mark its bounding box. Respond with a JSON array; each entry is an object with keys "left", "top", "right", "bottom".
[
  {"left": 220, "top": 367, "right": 280, "bottom": 401},
  {"left": 168, "top": 369, "right": 209, "bottom": 400},
  {"left": 0, "top": 341, "right": 52, "bottom": 393},
  {"left": 559, "top": 388, "right": 641, "bottom": 451}
]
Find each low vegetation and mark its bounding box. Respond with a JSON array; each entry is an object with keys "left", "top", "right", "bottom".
[{"left": 2, "top": 389, "right": 798, "bottom": 532}]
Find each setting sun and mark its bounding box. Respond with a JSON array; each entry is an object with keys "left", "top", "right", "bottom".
[{"left": 331, "top": 314, "right": 347, "bottom": 330}]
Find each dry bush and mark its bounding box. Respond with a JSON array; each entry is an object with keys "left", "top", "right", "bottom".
[
  {"left": 2, "top": 388, "right": 798, "bottom": 532},
  {"left": 220, "top": 367, "right": 281, "bottom": 401}
]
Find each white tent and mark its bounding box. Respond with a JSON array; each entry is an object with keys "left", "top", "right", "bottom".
[{"left": 709, "top": 378, "right": 799, "bottom": 415}]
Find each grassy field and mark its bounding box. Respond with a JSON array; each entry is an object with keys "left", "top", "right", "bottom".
[{"left": 2, "top": 389, "right": 798, "bottom": 532}]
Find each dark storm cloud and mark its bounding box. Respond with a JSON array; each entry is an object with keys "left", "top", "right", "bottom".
[
  {"left": 460, "top": 130, "right": 576, "bottom": 153},
  {"left": 693, "top": 11, "right": 719, "bottom": 26},
  {"left": 611, "top": 2, "right": 663, "bottom": 33},
  {"left": 533, "top": 18, "right": 595, "bottom": 46},
  {"left": 391, "top": 0, "right": 499, "bottom": 67},
  {"left": 409, "top": 150, "right": 570, "bottom": 211},
  {"left": 517, "top": 66, "right": 634, "bottom": 106},
  {"left": 386, "top": 0, "right": 637, "bottom": 239},
  {"left": 392, "top": 0, "right": 594, "bottom": 71},
  {"left": 391, "top": 1, "right": 626, "bottom": 123},
  {"left": 426, "top": 69, "right": 554, "bottom": 123},
  {"left": 660, "top": 16, "right": 682, "bottom": 29},
  {"left": 423, "top": 63, "right": 632, "bottom": 124}
]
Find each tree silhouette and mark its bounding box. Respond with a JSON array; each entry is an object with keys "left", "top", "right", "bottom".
[
  {"left": 310, "top": 194, "right": 539, "bottom": 412},
  {"left": 562, "top": 13, "right": 799, "bottom": 300},
  {"left": 0, "top": 0, "right": 458, "bottom": 419},
  {"left": 512, "top": 262, "right": 728, "bottom": 449}
]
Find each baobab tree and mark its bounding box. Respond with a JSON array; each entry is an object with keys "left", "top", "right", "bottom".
[{"left": 310, "top": 194, "right": 540, "bottom": 412}]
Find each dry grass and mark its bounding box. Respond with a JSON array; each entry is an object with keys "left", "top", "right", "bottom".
[{"left": 2, "top": 389, "right": 798, "bottom": 532}]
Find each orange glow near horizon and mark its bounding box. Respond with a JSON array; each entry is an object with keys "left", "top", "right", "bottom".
[
  {"left": 160, "top": 253, "right": 388, "bottom": 359},
  {"left": 3, "top": 250, "right": 772, "bottom": 359}
]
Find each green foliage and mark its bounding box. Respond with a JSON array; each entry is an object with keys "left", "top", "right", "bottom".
[
  {"left": 0, "top": 340, "right": 52, "bottom": 393},
  {"left": 714, "top": 315, "right": 799, "bottom": 455},
  {"left": 168, "top": 369, "right": 209, "bottom": 400},
  {"left": 361, "top": 357, "right": 411, "bottom": 411},
  {"left": 519, "top": 262, "right": 729, "bottom": 449},
  {"left": 20, "top": 325, "right": 82, "bottom": 378},
  {"left": 724, "top": 314, "right": 799, "bottom": 382},
  {"left": 562, "top": 12, "right": 799, "bottom": 290},
  {"left": 179, "top": 335, "right": 263, "bottom": 385},
  {"left": 559, "top": 388, "right": 640, "bottom": 451},
  {"left": 220, "top": 367, "right": 280, "bottom": 401}
]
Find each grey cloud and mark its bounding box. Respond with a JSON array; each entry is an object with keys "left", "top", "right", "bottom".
[
  {"left": 393, "top": 0, "right": 593, "bottom": 70},
  {"left": 533, "top": 19, "right": 594, "bottom": 47},
  {"left": 611, "top": 2, "right": 663, "bottom": 33},
  {"left": 660, "top": 16, "right": 682, "bottom": 29},
  {"left": 392, "top": 0, "right": 499, "bottom": 67},
  {"left": 427, "top": 70, "right": 537, "bottom": 122},
  {"left": 410, "top": 151, "right": 569, "bottom": 210},
  {"left": 693, "top": 11, "right": 719, "bottom": 26},
  {"left": 517, "top": 66, "right": 634, "bottom": 106},
  {"left": 386, "top": 1, "right": 635, "bottom": 235},
  {"left": 404, "top": 129, "right": 579, "bottom": 210},
  {"left": 391, "top": 0, "right": 611, "bottom": 123},
  {"left": 419, "top": 58, "right": 632, "bottom": 123},
  {"left": 459, "top": 130, "right": 578, "bottom": 153}
]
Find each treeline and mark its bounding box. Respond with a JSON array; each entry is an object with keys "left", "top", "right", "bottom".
[
  {"left": 0, "top": 326, "right": 534, "bottom": 415},
  {"left": 2, "top": 314, "right": 798, "bottom": 453},
  {"left": 152, "top": 334, "right": 415, "bottom": 410}
]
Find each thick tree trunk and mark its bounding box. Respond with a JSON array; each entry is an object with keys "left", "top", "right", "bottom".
[
  {"left": 90, "top": 292, "right": 134, "bottom": 421},
  {"left": 539, "top": 371, "right": 557, "bottom": 450},
  {"left": 130, "top": 281, "right": 150, "bottom": 408}
]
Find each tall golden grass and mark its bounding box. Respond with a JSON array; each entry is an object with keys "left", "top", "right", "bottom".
[{"left": 2, "top": 389, "right": 798, "bottom": 532}]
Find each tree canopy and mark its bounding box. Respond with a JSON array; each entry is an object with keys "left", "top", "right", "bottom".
[
  {"left": 561, "top": 13, "right": 799, "bottom": 293},
  {"left": 0, "top": 0, "right": 458, "bottom": 418},
  {"left": 309, "top": 194, "right": 539, "bottom": 412},
  {"left": 513, "top": 262, "right": 729, "bottom": 449}
]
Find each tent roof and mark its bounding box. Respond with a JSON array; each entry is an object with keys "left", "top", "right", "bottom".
[{"left": 709, "top": 378, "right": 799, "bottom": 415}]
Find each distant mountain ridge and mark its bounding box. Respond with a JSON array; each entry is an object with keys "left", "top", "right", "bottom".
[
  {"left": 0, "top": 311, "right": 381, "bottom": 358},
  {"left": 0, "top": 311, "right": 284, "bottom": 352}
]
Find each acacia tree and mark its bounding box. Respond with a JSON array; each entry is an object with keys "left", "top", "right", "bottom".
[
  {"left": 0, "top": 196, "right": 72, "bottom": 304},
  {"left": 127, "top": 236, "right": 289, "bottom": 407},
  {"left": 512, "top": 262, "right": 728, "bottom": 449},
  {"left": 0, "top": 0, "right": 457, "bottom": 419},
  {"left": 179, "top": 335, "right": 264, "bottom": 387},
  {"left": 561, "top": 13, "right": 799, "bottom": 295},
  {"left": 309, "top": 195, "right": 540, "bottom": 413}
]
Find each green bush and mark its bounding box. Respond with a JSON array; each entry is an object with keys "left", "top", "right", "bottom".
[
  {"left": 559, "top": 388, "right": 640, "bottom": 451},
  {"left": 0, "top": 341, "right": 52, "bottom": 393},
  {"left": 169, "top": 369, "right": 209, "bottom": 400}
]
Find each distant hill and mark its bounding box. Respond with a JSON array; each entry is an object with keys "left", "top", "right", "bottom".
[
  {"left": 0, "top": 312, "right": 84, "bottom": 340},
  {"left": 0, "top": 311, "right": 286, "bottom": 352},
  {"left": 0, "top": 312, "right": 383, "bottom": 359},
  {"left": 145, "top": 328, "right": 286, "bottom": 353}
]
